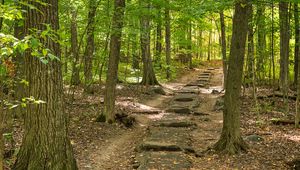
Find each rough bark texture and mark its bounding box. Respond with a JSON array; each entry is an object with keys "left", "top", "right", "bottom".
[
  {"left": 13, "top": 0, "right": 77, "bottom": 169},
  {"left": 295, "top": 4, "right": 300, "bottom": 86},
  {"left": 140, "top": 0, "right": 159, "bottom": 85},
  {"left": 279, "top": 2, "right": 290, "bottom": 113},
  {"left": 220, "top": 11, "right": 227, "bottom": 88},
  {"left": 100, "top": 0, "right": 125, "bottom": 123},
  {"left": 165, "top": 0, "right": 171, "bottom": 79},
  {"left": 70, "top": 7, "right": 81, "bottom": 86},
  {"left": 84, "top": 0, "right": 97, "bottom": 93},
  {"left": 214, "top": 0, "right": 249, "bottom": 154}
]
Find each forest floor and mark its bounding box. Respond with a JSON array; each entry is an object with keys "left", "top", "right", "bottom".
[{"left": 5, "top": 61, "right": 300, "bottom": 170}]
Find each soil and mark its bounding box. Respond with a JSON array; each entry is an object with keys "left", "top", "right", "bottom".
[{"left": 4, "top": 61, "right": 300, "bottom": 170}]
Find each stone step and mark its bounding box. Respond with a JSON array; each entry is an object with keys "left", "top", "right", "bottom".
[
  {"left": 136, "top": 152, "right": 192, "bottom": 170},
  {"left": 198, "top": 76, "right": 210, "bottom": 79},
  {"left": 154, "top": 120, "right": 197, "bottom": 128}
]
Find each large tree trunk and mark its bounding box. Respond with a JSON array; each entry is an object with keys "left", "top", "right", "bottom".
[
  {"left": 84, "top": 0, "right": 97, "bottom": 93},
  {"left": 220, "top": 11, "right": 227, "bottom": 88},
  {"left": 140, "top": 0, "right": 159, "bottom": 85},
  {"left": 13, "top": 0, "right": 77, "bottom": 169},
  {"left": 279, "top": 2, "right": 290, "bottom": 113},
  {"left": 70, "top": 7, "right": 81, "bottom": 85},
  {"left": 165, "top": 0, "right": 171, "bottom": 79},
  {"left": 98, "top": 0, "right": 125, "bottom": 123},
  {"left": 295, "top": 4, "right": 300, "bottom": 86},
  {"left": 214, "top": 0, "right": 249, "bottom": 154}
]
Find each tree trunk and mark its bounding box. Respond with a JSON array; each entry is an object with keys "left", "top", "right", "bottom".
[
  {"left": 0, "top": 0, "right": 4, "bottom": 31},
  {"left": 295, "top": 3, "right": 300, "bottom": 128},
  {"left": 188, "top": 20, "right": 192, "bottom": 69},
  {"left": 98, "top": 0, "right": 125, "bottom": 123},
  {"left": 84, "top": 0, "right": 97, "bottom": 93},
  {"left": 207, "top": 21, "right": 212, "bottom": 61},
  {"left": 295, "top": 4, "right": 300, "bottom": 86},
  {"left": 70, "top": 7, "right": 81, "bottom": 85},
  {"left": 0, "top": 88, "right": 4, "bottom": 170},
  {"left": 13, "top": 1, "right": 25, "bottom": 118},
  {"left": 279, "top": 2, "right": 290, "bottom": 113},
  {"left": 220, "top": 11, "right": 227, "bottom": 88},
  {"left": 13, "top": 0, "right": 77, "bottom": 169},
  {"left": 140, "top": 0, "right": 159, "bottom": 85},
  {"left": 165, "top": 0, "right": 171, "bottom": 79},
  {"left": 214, "top": 0, "right": 249, "bottom": 154},
  {"left": 155, "top": 6, "right": 162, "bottom": 68},
  {"left": 247, "top": 4, "right": 256, "bottom": 101},
  {"left": 256, "top": 4, "right": 266, "bottom": 82}
]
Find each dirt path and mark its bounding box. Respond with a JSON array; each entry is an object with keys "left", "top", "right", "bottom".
[{"left": 79, "top": 67, "right": 224, "bottom": 170}]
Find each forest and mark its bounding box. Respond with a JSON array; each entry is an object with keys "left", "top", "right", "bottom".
[{"left": 1, "top": 0, "right": 300, "bottom": 169}]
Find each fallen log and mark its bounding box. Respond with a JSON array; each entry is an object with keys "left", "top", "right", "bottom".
[
  {"left": 257, "top": 93, "right": 297, "bottom": 101},
  {"left": 271, "top": 118, "right": 299, "bottom": 125}
]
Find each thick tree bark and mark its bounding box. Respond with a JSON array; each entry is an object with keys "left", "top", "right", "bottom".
[
  {"left": 214, "top": 0, "right": 249, "bottom": 154},
  {"left": 70, "top": 7, "right": 81, "bottom": 85},
  {"left": 279, "top": 2, "right": 290, "bottom": 113},
  {"left": 84, "top": 0, "right": 97, "bottom": 93},
  {"left": 98, "top": 0, "right": 126, "bottom": 123},
  {"left": 13, "top": 0, "right": 77, "bottom": 169},
  {"left": 220, "top": 11, "right": 227, "bottom": 88},
  {"left": 165, "top": 0, "right": 171, "bottom": 79},
  {"left": 295, "top": 4, "right": 300, "bottom": 86},
  {"left": 140, "top": 0, "right": 159, "bottom": 85}
]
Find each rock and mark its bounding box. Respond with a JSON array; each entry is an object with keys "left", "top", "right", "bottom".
[
  {"left": 211, "top": 89, "right": 220, "bottom": 94},
  {"left": 145, "top": 86, "right": 166, "bottom": 95},
  {"left": 155, "top": 121, "right": 196, "bottom": 128},
  {"left": 115, "top": 113, "right": 136, "bottom": 128},
  {"left": 136, "top": 152, "right": 192, "bottom": 170},
  {"left": 166, "top": 107, "right": 191, "bottom": 114},
  {"left": 214, "top": 97, "right": 224, "bottom": 111},
  {"left": 140, "top": 141, "right": 182, "bottom": 151},
  {"left": 244, "top": 134, "right": 264, "bottom": 142},
  {"left": 193, "top": 111, "right": 209, "bottom": 116}
]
